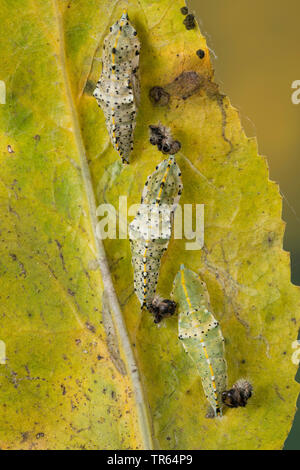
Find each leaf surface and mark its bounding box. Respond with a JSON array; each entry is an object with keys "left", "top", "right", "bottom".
[
  {"left": 0, "top": 0, "right": 299, "bottom": 450},
  {"left": 0, "top": 0, "right": 151, "bottom": 450}
]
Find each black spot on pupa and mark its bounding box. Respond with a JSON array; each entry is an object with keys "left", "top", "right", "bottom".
[{"left": 180, "top": 6, "right": 189, "bottom": 15}]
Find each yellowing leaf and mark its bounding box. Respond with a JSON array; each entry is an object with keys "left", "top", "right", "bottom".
[
  {"left": 0, "top": 0, "right": 299, "bottom": 450},
  {"left": 0, "top": 0, "right": 151, "bottom": 450}
]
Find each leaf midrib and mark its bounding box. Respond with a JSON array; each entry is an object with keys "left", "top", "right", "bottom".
[{"left": 52, "top": 0, "right": 153, "bottom": 450}]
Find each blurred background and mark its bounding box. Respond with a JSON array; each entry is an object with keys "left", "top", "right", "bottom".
[{"left": 189, "top": 0, "right": 300, "bottom": 450}]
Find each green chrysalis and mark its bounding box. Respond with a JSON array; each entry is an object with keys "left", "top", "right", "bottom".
[
  {"left": 93, "top": 11, "right": 140, "bottom": 164},
  {"left": 173, "top": 265, "right": 228, "bottom": 417},
  {"left": 129, "top": 156, "right": 182, "bottom": 315}
]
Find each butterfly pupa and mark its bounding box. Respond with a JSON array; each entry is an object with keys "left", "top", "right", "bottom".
[
  {"left": 129, "top": 156, "right": 183, "bottom": 318},
  {"left": 173, "top": 265, "right": 228, "bottom": 417},
  {"left": 93, "top": 11, "right": 140, "bottom": 164}
]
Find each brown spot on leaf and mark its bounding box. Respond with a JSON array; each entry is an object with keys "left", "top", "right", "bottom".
[
  {"left": 180, "top": 6, "right": 188, "bottom": 15},
  {"left": 183, "top": 14, "right": 196, "bottom": 30},
  {"left": 150, "top": 71, "right": 221, "bottom": 106},
  {"left": 84, "top": 80, "right": 96, "bottom": 96},
  {"left": 85, "top": 322, "right": 96, "bottom": 333},
  {"left": 149, "top": 86, "right": 170, "bottom": 106},
  {"left": 196, "top": 49, "right": 205, "bottom": 59},
  {"left": 21, "top": 432, "right": 29, "bottom": 443},
  {"left": 167, "top": 71, "right": 202, "bottom": 99}
]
